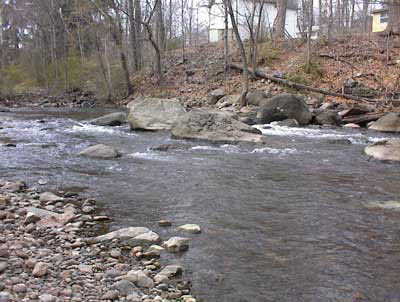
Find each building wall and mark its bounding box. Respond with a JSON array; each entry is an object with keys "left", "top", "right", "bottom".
[
  {"left": 372, "top": 12, "right": 388, "bottom": 32},
  {"left": 209, "top": 2, "right": 298, "bottom": 42}
]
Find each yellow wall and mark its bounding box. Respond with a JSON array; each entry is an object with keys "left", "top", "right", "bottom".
[{"left": 372, "top": 13, "right": 388, "bottom": 32}]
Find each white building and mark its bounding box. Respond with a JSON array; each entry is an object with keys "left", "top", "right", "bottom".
[{"left": 208, "top": 0, "right": 298, "bottom": 43}]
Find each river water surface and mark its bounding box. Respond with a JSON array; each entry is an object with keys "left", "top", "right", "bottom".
[{"left": 1, "top": 108, "right": 400, "bottom": 302}]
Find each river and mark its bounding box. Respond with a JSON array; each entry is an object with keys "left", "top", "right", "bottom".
[{"left": 1, "top": 108, "right": 400, "bottom": 302}]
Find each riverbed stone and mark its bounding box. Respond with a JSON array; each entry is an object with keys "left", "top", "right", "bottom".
[
  {"left": 78, "top": 144, "right": 120, "bottom": 159},
  {"left": 128, "top": 97, "right": 185, "bottom": 130},
  {"left": 177, "top": 224, "right": 201, "bottom": 234},
  {"left": 163, "top": 237, "right": 190, "bottom": 253},
  {"left": 171, "top": 111, "right": 267, "bottom": 144},
  {"left": 257, "top": 94, "right": 312, "bottom": 125},
  {"left": 364, "top": 139, "right": 400, "bottom": 161},
  {"left": 368, "top": 112, "right": 400, "bottom": 132},
  {"left": 90, "top": 112, "right": 127, "bottom": 126}
]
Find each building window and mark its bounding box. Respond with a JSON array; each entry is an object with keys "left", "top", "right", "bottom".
[{"left": 380, "top": 12, "right": 389, "bottom": 24}]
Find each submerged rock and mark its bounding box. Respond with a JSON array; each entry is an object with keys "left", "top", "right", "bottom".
[
  {"left": 364, "top": 139, "right": 400, "bottom": 161},
  {"left": 257, "top": 94, "right": 312, "bottom": 125},
  {"left": 128, "top": 97, "right": 185, "bottom": 130},
  {"left": 78, "top": 144, "right": 120, "bottom": 159},
  {"left": 171, "top": 111, "right": 267, "bottom": 144},
  {"left": 368, "top": 113, "right": 400, "bottom": 133},
  {"left": 90, "top": 112, "right": 127, "bottom": 126}
]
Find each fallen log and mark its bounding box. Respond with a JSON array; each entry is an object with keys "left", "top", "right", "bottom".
[
  {"left": 229, "top": 63, "right": 394, "bottom": 104},
  {"left": 342, "top": 113, "right": 385, "bottom": 124}
]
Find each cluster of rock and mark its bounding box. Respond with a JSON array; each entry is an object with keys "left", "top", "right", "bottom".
[
  {"left": 85, "top": 93, "right": 400, "bottom": 161},
  {"left": 0, "top": 179, "right": 199, "bottom": 302}
]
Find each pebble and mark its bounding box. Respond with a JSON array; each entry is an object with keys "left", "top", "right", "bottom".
[
  {"left": 32, "top": 262, "right": 48, "bottom": 277},
  {"left": 0, "top": 292, "right": 11, "bottom": 302},
  {"left": 0, "top": 262, "right": 7, "bottom": 273},
  {"left": 13, "top": 283, "right": 27, "bottom": 293},
  {"left": 39, "top": 294, "right": 56, "bottom": 302}
]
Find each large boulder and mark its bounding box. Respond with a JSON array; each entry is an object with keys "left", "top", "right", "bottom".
[
  {"left": 78, "top": 144, "right": 120, "bottom": 159},
  {"left": 171, "top": 111, "right": 267, "bottom": 144},
  {"left": 314, "top": 110, "right": 342, "bottom": 126},
  {"left": 364, "top": 139, "right": 400, "bottom": 161},
  {"left": 257, "top": 94, "right": 312, "bottom": 125},
  {"left": 90, "top": 112, "right": 127, "bottom": 126},
  {"left": 368, "top": 113, "right": 400, "bottom": 133},
  {"left": 128, "top": 98, "right": 185, "bottom": 130},
  {"left": 84, "top": 227, "right": 160, "bottom": 246}
]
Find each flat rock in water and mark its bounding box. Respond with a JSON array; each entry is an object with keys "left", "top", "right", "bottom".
[
  {"left": 171, "top": 111, "right": 267, "bottom": 145},
  {"left": 368, "top": 113, "right": 400, "bottom": 133},
  {"left": 84, "top": 227, "right": 160, "bottom": 246},
  {"left": 90, "top": 112, "right": 127, "bottom": 126},
  {"left": 78, "top": 144, "right": 120, "bottom": 159},
  {"left": 364, "top": 139, "right": 400, "bottom": 161}
]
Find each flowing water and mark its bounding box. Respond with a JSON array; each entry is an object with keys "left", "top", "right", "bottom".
[{"left": 1, "top": 108, "right": 400, "bottom": 302}]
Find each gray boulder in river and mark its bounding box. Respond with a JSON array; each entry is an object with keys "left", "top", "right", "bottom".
[
  {"left": 171, "top": 111, "right": 267, "bottom": 144},
  {"left": 78, "top": 144, "right": 120, "bottom": 159},
  {"left": 128, "top": 97, "right": 185, "bottom": 130},
  {"left": 90, "top": 112, "right": 127, "bottom": 126},
  {"left": 257, "top": 94, "right": 312, "bottom": 125},
  {"left": 368, "top": 112, "right": 400, "bottom": 133},
  {"left": 364, "top": 139, "right": 400, "bottom": 161}
]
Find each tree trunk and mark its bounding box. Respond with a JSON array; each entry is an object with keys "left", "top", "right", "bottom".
[
  {"left": 128, "top": 0, "right": 139, "bottom": 71},
  {"left": 226, "top": 0, "right": 248, "bottom": 107},
  {"left": 273, "top": 0, "right": 287, "bottom": 39},
  {"left": 134, "top": 0, "right": 142, "bottom": 68},
  {"left": 362, "top": 0, "right": 370, "bottom": 33},
  {"left": 306, "top": 0, "right": 313, "bottom": 73},
  {"left": 386, "top": 0, "right": 400, "bottom": 34},
  {"left": 114, "top": 13, "right": 133, "bottom": 96}
]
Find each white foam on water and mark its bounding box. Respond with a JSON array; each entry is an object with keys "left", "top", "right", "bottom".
[
  {"left": 253, "top": 123, "right": 390, "bottom": 145},
  {"left": 67, "top": 123, "right": 136, "bottom": 136},
  {"left": 191, "top": 146, "right": 220, "bottom": 151},
  {"left": 127, "top": 151, "right": 171, "bottom": 161},
  {"left": 251, "top": 147, "right": 298, "bottom": 155},
  {"left": 191, "top": 144, "right": 242, "bottom": 154}
]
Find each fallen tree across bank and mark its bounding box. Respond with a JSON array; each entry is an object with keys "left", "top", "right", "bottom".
[{"left": 229, "top": 63, "right": 399, "bottom": 105}]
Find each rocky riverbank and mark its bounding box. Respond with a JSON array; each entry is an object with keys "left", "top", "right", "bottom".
[{"left": 0, "top": 180, "right": 197, "bottom": 302}]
